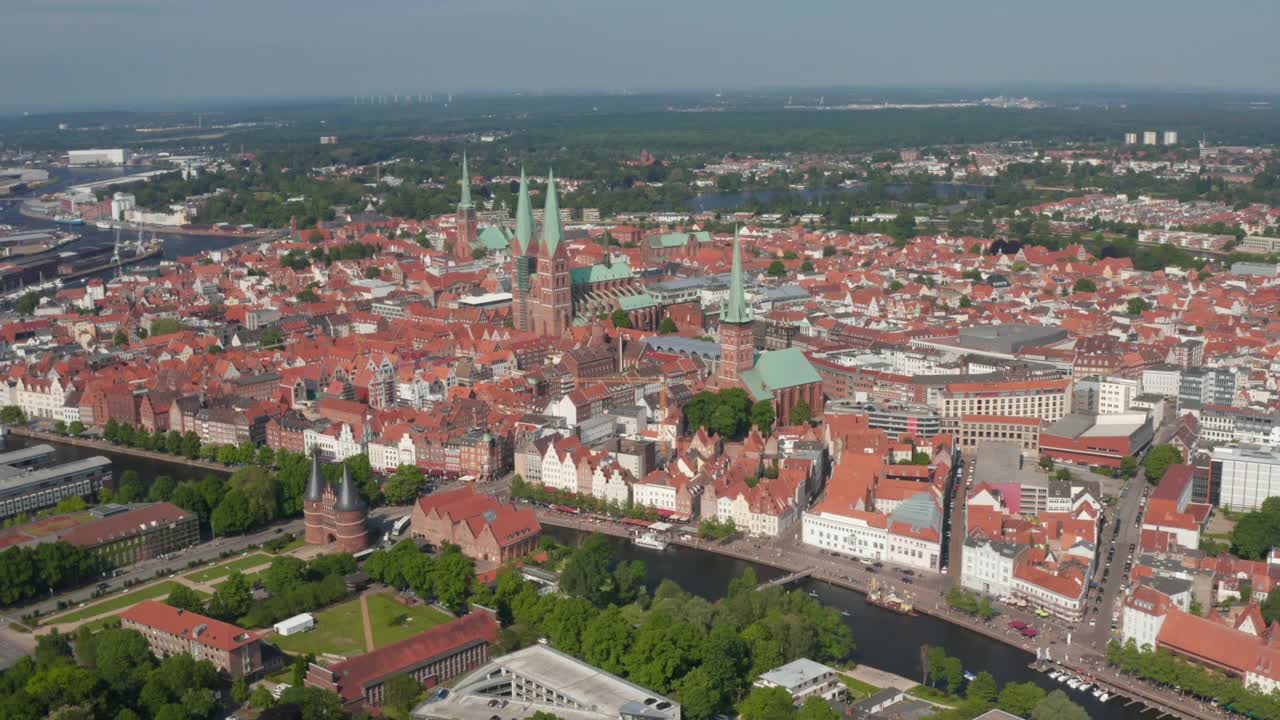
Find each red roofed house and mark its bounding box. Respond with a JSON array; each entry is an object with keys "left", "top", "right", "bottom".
[
  {"left": 306, "top": 609, "right": 499, "bottom": 709},
  {"left": 409, "top": 485, "right": 541, "bottom": 564},
  {"left": 1142, "top": 464, "right": 1211, "bottom": 549},
  {"left": 121, "top": 600, "right": 263, "bottom": 678}
]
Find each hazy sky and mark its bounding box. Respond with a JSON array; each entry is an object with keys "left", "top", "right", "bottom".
[{"left": 4, "top": 0, "right": 1279, "bottom": 112}]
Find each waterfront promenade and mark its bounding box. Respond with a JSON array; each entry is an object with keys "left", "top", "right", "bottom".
[{"left": 535, "top": 509, "right": 1222, "bottom": 720}]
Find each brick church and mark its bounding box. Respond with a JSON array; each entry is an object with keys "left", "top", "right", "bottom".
[
  {"left": 450, "top": 156, "right": 658, "bottom": 335},
  {"left": 303, "top": 455, "right": 370, "bottom": 553},
  {"left": 716, "top": 233, "right": 824, "bottom": 423}
]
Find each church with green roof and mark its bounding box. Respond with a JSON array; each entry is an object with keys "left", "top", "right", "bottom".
[{"left": 716, "top": 232, "right": 825, "bottom": 423}]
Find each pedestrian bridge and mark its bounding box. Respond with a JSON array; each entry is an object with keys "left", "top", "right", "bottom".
[{"left": 756, "top": 568, "right": 814, "bottom": 591}]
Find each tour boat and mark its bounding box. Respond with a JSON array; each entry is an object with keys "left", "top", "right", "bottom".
[
  {"left": 632, "top": 531, "right": 670, "bottom": 551},
  {"left": 53, "top": 215, "right": 84, "bottom": 226}
]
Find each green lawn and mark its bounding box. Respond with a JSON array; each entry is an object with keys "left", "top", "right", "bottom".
[
  {"left": 47, "top": 581, "right": 207, "bottom": 625},
  {"left": 907, "top": 685, "right": 963, "bottom": 707},
  {"left": 186, "top": 553, "right": 273, "bottom": 584},
  {"left": 272, "top": 597, "right": 367, "bottom": 658},
  {"left": 366, "top": 593, "right": 452, "bottom": 648},
  {"left": 269, "top": 536, "right": 307, "bottom": 554},
  {"left": 838, "top": 674, "right": 880, "bottom": 700}
]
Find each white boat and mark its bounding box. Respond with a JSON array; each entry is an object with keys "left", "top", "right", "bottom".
[
  {"left": 1066, "top": 679, "right": 1080, "bottom": 689},
  {"left": 1047, "top": 671, "right": 1060, "bottom": 680},
  {"left": 1077, "top": 683, "right": 1092, "bottom": 692},
  {"left": 840, "top": 610, "right": 850, "bottom": 617},
  {"left": 1097, "top": 692, "right": 1111, "bottom": 702},
  {"left": 94, "top": 221, "right": 112, "bottom": 230},
  {"left": 632, "top": 532, "right": 670, "bottom": 551}
]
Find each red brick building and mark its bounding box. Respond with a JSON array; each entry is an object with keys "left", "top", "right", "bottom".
[
  {"left": 306, "top": 609, "right": 498, "bottom": 709},
  {"left": 121, "top": 600, "right": 263, "bottom": 678},
  {"left": 1039, "top": 413, "right": 1154, "bottom": 469},
  {"left": 303, "top": 456, "right": 370, "bottom": 552},
  {"left": 409, "top": 485, "right": 540, "bottom": 563}
]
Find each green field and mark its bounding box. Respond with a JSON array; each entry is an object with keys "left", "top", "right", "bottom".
[
  {"left": 47, "top": 581, "right": 207, "bottom": 625},
  {"left": 272, "top": 597, "right": 367, "bottom": 658},
  {"left": 185, "top": 553, "right": 273, "bottom": 584},
  {"left": 366, "top": 593, "right": 451, "bottom": 648},
  {"left": 268, "top": 535, "right": 307, "bottom": 554},
  {"left": 839, "top": 674, "right": 880, "bottom": 700}
]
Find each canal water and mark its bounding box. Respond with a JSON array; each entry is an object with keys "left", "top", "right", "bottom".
[
  {"left": 2, "top": 433, "right": 229, "bottom": 486},
  {"left": 6, "top": 428, "right": 1150, "bottom": 715},
  {"left": 544, "top": 526, "right": 1153, "bottom": 719}
]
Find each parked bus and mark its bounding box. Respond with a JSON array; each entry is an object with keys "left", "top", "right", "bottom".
[{"left": 391, "top": 515, "right": 411, "bottom": 536}]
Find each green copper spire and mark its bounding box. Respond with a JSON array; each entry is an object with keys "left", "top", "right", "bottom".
[
  {"left": 539, "top": 170, "right": 563, "bottom": 257},
  {"left": 458, "top": 150, "right": 474, "bottom": 209},
  {"left": 723, "top": 230, "right": 753, "bottom": 324},
  {"left": 514, "top": 167, "right": 535, "bottom": 254}
]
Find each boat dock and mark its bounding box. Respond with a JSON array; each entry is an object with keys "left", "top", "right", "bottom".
[{"left": 1029, "top": 660, "right": 1214, "bottom": 720}]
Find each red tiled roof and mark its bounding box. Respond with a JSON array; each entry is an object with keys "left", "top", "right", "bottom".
[
  {"left": 1157, "top": 607, "right": 1262, "bottom": 675},
  {"left": 324, "top": 610, "right": 498, "bottom": 701},
  {"left": 121, "top": 600, "right": 259, "bottom": 652}
]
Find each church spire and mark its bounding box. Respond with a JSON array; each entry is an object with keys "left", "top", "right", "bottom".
[
  {"left": 514, "top": 166, "right": 535, "bottom": 255},
  {"left": 539, "top": 170, "right": 564, "bottom": 257},
  {"left": 723, "top": 228, "right": 753, "bottom": 324},
  {"left": 458, "top": 150, "right": 473, "bottom": 209}
]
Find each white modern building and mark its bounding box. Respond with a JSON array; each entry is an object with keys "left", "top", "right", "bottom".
[
  {"left": 68, "top": 148, "right": 128, "bottom": 166},
  {"left": 1098, "top": 377, "right": 1139, "bottom": 415},
  {"left": 1212, "top": 445, "right": 1280, "bottom": 511},
  {"left": 754, "top": 658, "right": 845, "bottom": 705},
  {"left": 1140, "top": 366, "right": 1182, "bottom": 398},
  {"left": 414, "top": 644, "right": 680, "bottom": 720}
]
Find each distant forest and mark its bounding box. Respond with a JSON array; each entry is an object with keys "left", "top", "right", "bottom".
[{"left": 8, "top": 90, "right": 1280, "bottom": 154}]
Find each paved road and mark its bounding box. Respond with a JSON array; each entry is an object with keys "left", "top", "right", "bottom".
[{"left": 1082, "top": 472, "right": 1148, "bottom": 649}]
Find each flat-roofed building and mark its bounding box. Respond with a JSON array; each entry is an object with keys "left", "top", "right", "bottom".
[
  {"left": 754, "top": 658, "right": 845, "bottom": 704},
  {"left": 414, "top": 643, "right": 680, "bottom": 720},
  {"left": 121, "top": 600, "right": 263, "bottom": 678},
  {"left": 955, "top": 415, "right": 1041, "bottom": 452},
  {"left": 0, "top": 456, "right": 112, "bottom": 519},
  {"left": 1039, "top": 413, "right": 1154, "bottom": 469},
  {"left": 1213, "top": 445, "right": 1280, "bottom": 512},
  {"left": 935, "top": 378, "right": 1071, "bottom": 423}
]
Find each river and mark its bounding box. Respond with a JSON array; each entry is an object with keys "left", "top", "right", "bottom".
[
  {"left": 542, "top": 525, "right": 1149, "bottom": 719},
  {"left": 6, "top": 433, "right": 1150, "bottom": 718},
  {"left": 691, "top": 182, "right": 991, "bottom": 213},
  {"left": 0, "top": 166, "right": 260, "bottom": 274}
]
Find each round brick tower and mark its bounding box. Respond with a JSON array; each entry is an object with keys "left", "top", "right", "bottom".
[
  {"left": 302, "top": 454, "right": 327, "bottom": 545},
  {"left": 331, "top": 464, "right": 370, "bottom": 552}
]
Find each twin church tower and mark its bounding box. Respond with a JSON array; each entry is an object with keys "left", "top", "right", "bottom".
[{"left": 454, "top": 155, "right": 571, "bottom": 338}]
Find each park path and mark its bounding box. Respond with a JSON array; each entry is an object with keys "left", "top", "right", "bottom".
[
  {"left": 359, "top": 593, "right": 374, "bottom": 652},
  {"left": 35, "top": 558, "right": 278, "bottom": 636}
]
